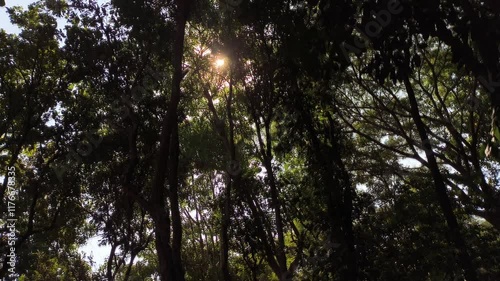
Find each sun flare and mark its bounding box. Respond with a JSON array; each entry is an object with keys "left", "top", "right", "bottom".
[{"left": 215, "top": 58, "right": 225, "bottom": 68}]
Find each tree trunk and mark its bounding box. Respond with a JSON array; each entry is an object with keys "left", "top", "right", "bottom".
[
  {"left": 326, "top": 115, "right": 357, "bottom": 281},
  {"left": 220, "top": 176, "right": 232, "bottom": 281},
  {"left": 404, "top": 76, "right": 478, "bottom": 281},
  {"left": 198, "top": 63, "right": 235, "bottom": 281},
  {"left": 149, "top": 1, "right": 191, "bottom": 280},
  {"left": 169, "top": 121, "right": 185, "bottom": 279},
  {"left": 297, "top": 94, "right": 358, "bottom": 281},
  {"left": 255, "top": 119, "right": 288, "bottom": 275},
  {"left": 153, "top": 208, "right": 177, "bottom": 281},
  {"left": 221, "top": 73, "right": 236, "bottom": 281}
]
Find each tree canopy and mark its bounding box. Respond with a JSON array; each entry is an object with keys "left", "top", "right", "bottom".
[{"left": 1, "top": 0, "right": 499, "bottom": 280}]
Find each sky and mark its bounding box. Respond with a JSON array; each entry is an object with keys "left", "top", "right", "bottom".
[
  {"left": 1, "top": 0, "right": 111, "bottom": 273},
  {"left": 1, "top": 0, "right": 38, "bottom": 34},
  {"left": 0, "top": 0, "right": 106, "bottom": 34}
]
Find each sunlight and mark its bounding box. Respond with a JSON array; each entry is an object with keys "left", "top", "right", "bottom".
[
  {"left": 194, "top": 44, "right": 212, "bottom": 56},
  {"left": 215, "top": 58, "right": 225, "bottom": 68}
]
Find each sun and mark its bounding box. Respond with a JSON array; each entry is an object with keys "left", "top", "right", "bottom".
[{"left": 215, "top": 58, "right": 226, "bottom": 68}]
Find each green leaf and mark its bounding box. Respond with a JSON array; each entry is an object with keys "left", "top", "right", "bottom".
[
  {"left": 479, "top": 143, "right": 487, "bottom": 159},
  {"left": 494, "top": 126, "right": 500, "bottom": 143}
]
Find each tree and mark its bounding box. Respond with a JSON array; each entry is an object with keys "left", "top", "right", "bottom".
[{"left": 2, "top": 1, "right": 500, "bottom": 280}]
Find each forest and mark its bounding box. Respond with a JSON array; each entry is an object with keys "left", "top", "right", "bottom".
[{"left": 0, "top": 0, "right": 500, "bottom": 280}]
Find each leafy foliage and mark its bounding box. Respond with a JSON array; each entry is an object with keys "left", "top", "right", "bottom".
[{"left": 1, "top": 1, "right": 499, "bottom": 281}]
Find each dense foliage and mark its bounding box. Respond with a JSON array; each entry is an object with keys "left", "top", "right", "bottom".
[{"left": 1, "top": 0, "right": 499, "bottom": 280}]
